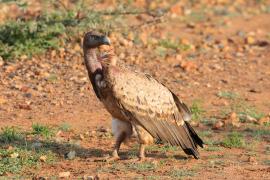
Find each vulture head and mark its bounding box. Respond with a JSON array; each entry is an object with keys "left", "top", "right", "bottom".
[
  {"left": 83, "top": 32, "right": 110, "bottom": 49},
  {"left": 83, "top": 31, "right": 113, "bottom": 96}
]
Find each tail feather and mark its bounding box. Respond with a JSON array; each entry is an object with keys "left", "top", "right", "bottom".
[{"left": 185, "top": 121, "right": 204, "bottom": 148}]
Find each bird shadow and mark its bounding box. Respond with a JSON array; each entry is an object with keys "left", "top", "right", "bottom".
[
  {"left": 0, "top": 135, "right": 188, "bottom": 161},
  {"left": 0, "top": 138, "right": 111, "bottom": 159}
]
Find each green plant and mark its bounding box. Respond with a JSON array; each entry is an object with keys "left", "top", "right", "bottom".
[
  {"left": 0, "top": 3, "right": 119, "bottom": 61},
  {"left": 0, "top": 147, "right": 56, "bottom": 175},
  {"left": 169, "top": 169, "right": 196, "bottom": 179},
  {"left": 0, "top": 127, "right": 22, "bottom": 143},
  {"left": 205, "top": 146, "right": 221, "bottom": 152},
  {"left": 32, "top": 123, "right": 54, "bottom": 139},
  {"left": 158, "top": 39, "right": 191, "bottom": 51},
  {"left": 220, "top": 95, "right": 264, "bottom": 120},
  {"left": 222, "top": 132, "right": 246, "bottom": 148},
  {"left": 250, "top": 129, "right": 270, "bottom": 139},
  {"left": 190, "top": 100, "right": 205, "bottom": 121},
  {"left": 128, "top": 162, "right": 157, "bottom": 172},
  {"left": 217, "top": 91, "right": 238, "bottom": 99},
  {"left": 147, "top": 144, "right": 179, "bottom": 153},
  {"left": 263, "top": 160, "right": 270, "bottom": 165},
  {"left": 266, "top": 145, "right": 270, "bottom": 155},
  {"left": 59, "top": 122, "right": 71, "bottom": 132}
]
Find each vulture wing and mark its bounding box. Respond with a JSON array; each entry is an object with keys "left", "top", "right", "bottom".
[{"left": 110, "top": 68, "right": 203, "bottom": 159}]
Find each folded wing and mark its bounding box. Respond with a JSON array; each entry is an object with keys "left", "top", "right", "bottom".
[{"left": 111, "top": 69, "right": 203, "bottom": 159}]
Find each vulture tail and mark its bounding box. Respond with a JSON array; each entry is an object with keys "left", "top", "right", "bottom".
[
  {"left": 185, "top": 121, "right": 204, "bottom": 148},
  {"left": 173, "top": 122, "right": 202, "bottom": 159}
]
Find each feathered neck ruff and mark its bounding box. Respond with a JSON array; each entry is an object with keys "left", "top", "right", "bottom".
[{"left": 98, "top": 45, "right": 117, "bottom": 67}]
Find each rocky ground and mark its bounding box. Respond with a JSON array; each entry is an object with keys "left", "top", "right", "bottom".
[{"left": 0, "top": 0, "right": 270, "bottom": 179}]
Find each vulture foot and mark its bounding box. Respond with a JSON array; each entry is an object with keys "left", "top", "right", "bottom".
[{"left": 104, "top": 156, "right": 120, "bottom": 162}]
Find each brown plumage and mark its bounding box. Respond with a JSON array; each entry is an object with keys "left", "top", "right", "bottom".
[{"left": 83, "top": 32, "right": 203, "bottom": 160}]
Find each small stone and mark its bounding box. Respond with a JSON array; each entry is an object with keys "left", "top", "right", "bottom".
[
  {"left": 180, "top": 61, "right": 197, "bottom": 72},
  {"left": 18, "top": 104, "right": 31, "bottom": 110},
  {"left": 127, "top": 32, "right": 134, "bottom": 41},
  {"left": 56, "top": 130, "right": 63, "bottom": 137},
  {"left": 186, "top": 22, "right": 195, "bottom": 28},
  {"left": 0, "top": 97, "right": 7, "bottom": 105},
  {"left": 65, "top": 150, "right": 76, "bottom": 160},
  {"left": 225, "top": 112, "right": 240, "bottom": 127},
  {"left": 247, "top": 157, "right": 257, "bottom": 165},
  {"left": 39, "top": 155, "right": 47, "bottom": 162},
  {"left": 236, "top": 31, "right": 245, "bottom": 37},
  {"left": 10, "top": 152, "right": 19, "bottom": 158},
  {"left": 245, "top": 36, "right": 255, "bottom": 45},
  {"left": 119, "top": 53, "right": 125, "bottom": 59},
  {"left": 83, "top": 175, "right": 95, "bottom": 180},
  {"left": 257, "top": 117, "right": 270, "bottom": 126},
  {"left": 79, "top": 134, "right": 85, "bottom": 140},
  {"left": 235, "top": 52, "right": 244, "bottom": 57},
  {"left": 31, "top": 142, "right": 42, "bottom": 149},
  {"left": 98, "top": 127, "right": 109, "bottom": 133},
  {"left": 74, "top": 43, "right": 81, "bottom": 52},
  {"left": 20, "top": 55, "right": 28, "bottom": 60},
  {"left": 59, "top": 171, "right": 70, "bottom": 178},
  {"left": 244, "top": 115, "right": 257, "bottom": 123},
  {"left": 50, "top": 50, "right": 57, "bottom": 58},
  {"left": 190, "top": 121, "right": 198, "bottom": 127},
  {"left": 0, "top": 56, "right": 4, "bottom": 66},
  {"left": 7, "top": 146, "right": 13, "bottom": 150},
  {"left": 213, "top": 121, "right": 224, "bottom": 130}
]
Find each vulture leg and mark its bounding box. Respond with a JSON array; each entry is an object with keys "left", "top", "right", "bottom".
[
  {"left": 133, "top": 124, "right": 154, "bottom": 160},
  {"left": 110, "top": 118, "right": 133, "bottom": 160},
  {"left": 111, "top": 131, "right": 126, "bottom": 160}
]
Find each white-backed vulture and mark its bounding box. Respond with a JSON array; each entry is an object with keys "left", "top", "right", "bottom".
[{"left": 83, "top": 31, "right": 203, "bottom": 160}]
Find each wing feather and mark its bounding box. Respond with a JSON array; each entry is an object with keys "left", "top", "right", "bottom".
[{"left": 109, "top": 68, "right": 203, "bottom": 158}]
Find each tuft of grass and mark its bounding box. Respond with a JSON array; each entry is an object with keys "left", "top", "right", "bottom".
[
  {"left": 145, "top": 176, "right": 163, "bottom": 180},
  {"left": 190, "top": 100, "right": 205, "bottom": 121},
  {"left": 264, "top": 121, "right": 270, "bottom": 127},
  {"left": 263, "top": 160, "right": 270, "bottom": 166},
  {"left": 222, "top": 132, "right": 246, "bottom": 148},
  {"left": 0, "top": 3, "right": 121, "bottom": 61},
  {"left": 147, "top": 144, "right": 178, "bottom": 153},
  {"left": 32, "top": 123, "right": 54, "bottom": 139},
  {"left": 200, "top": 118, "right": 217, "bottom": 126},
  {"left": 47, "top": 74, "right": 58, "bottom": 83},
  {"left": 218, "top": 92, "right": 264, "bottom": 120},
  {"left": 217, "top": 91, "right": 238, "bottom": 99},
  {"left": 0, "top": 127, "right": 22, "bottom": 143},
  {"left": 265, "top": 145, "right": 270, "bottom": 155},
  {"left": 249, "top": 129, "right": 270, "bottom": 140},
  {"left": 59, "top": 122, "right": 71, "bottom": 132},
  {"left": 205, "top": 146, "right": 221, "bottom": 152},
  {"left": 169, "top": 169, "right": 196, "bottom": 179},
  {"left": 128, "top": 162, "right": 157, "bottom": 172},
  {"left": 158, "top": 39, "right": 191, "bottom": 51},
  {"left": 198, "top": 130, "right": 213, "bottom": 138},
  {"left": 0, "top": 147, "right": 56, "bottom": 176}
]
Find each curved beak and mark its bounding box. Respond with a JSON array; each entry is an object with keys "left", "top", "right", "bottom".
[{"left": 101, "top": 36, "right": 111, "bottom": 45}]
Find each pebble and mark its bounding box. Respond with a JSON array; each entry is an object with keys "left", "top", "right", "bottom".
[
  {"left": 39, "top": 155, "right": 47, "bottom": 162},
  {"left": 10, "top": 152, "right": 19, "bottom": 158},
  {"left": 213, "top": 121, "right": 224, "bottom": 130},
  {"left": 0, "top": 56, "right": 4, "bottom": 66},
  {"left": 65, "top": 150, "right": 76, "bottom": 160},
  {"left": 31, "top": 142, "right": 43, "bottom": 149},
  {"left": 245, "top": 36, "right": 255, "bottom": 45},
  {"left": 59, "top": 171, "right": 71, "bottom": 178}
]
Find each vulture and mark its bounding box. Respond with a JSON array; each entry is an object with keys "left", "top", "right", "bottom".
[{"left": 83, "top": 31, "right": 204, "bottom": 160}]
